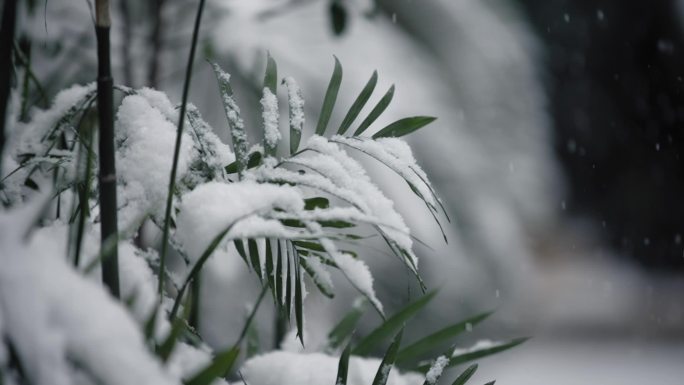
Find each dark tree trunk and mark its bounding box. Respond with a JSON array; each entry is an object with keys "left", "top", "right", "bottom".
[{"left": 96, "top": 0, "right": 120, "bottom": 297}]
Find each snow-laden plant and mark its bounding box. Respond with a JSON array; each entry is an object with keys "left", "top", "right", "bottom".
[
  {"left": 0, "top": 1, "right": 525, "bottom": 383},
  {"left": 0, "top": 53, "right": 524, "bottom": 385}
]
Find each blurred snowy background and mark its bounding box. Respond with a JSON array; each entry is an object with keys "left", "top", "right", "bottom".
[{"left": 15, "top": 0, "right": 684, "bottom": 383}]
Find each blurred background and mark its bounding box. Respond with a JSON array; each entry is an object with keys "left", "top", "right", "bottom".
[{"left": 14, "top": 0, "right": 684, "bottom": 383}]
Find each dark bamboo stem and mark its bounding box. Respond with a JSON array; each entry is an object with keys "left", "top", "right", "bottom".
[
  {"left": 158, "top": 0, "right": 206, "bottom": 297},
  {"left": 148, "top": 0, "right": 166, "bottom": 88},
  {"left": 0, "top": 0, "right": 17, "bottom": 172},
  {"left": 96, "top": 0, "right": 120, "bottom": 298}
]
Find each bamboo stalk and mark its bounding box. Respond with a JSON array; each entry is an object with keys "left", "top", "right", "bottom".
[
  {"left": 0, "top": 0, "right": 17, "bottom": 172},
  {"left": 158, "top": 0, "right": 206, "bottom": 298},
  {"left": 95, "top": 0, "right": 120, "bottom": 298}
]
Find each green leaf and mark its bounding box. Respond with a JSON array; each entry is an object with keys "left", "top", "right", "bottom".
[
  {"left": 335, "top": 341, "right": 353, "bottom": 385},
  {"left": 354, "top": 85, "right": 394, "bottom": 136},
  {"left": 371, "top": 329, "right": 404, "bottom": 385},
  {"left": 483, "top": 381, "right": 496, "bottom": 385},
  {"left": 451, "top": 364, "right": 478, "bottom": 385},
  {"left": 285, "top": 242, "right": 293, "bottom": 320},
  {"left": 338, "top": 71, "right": 378, "bottom": 135},
  {"left": 353, "top": 291, "right": 437, "bottom": 356},
  {"left": 305, "top": 197, "right": 330, "bottom": 210},
  {"left": 372, "top": 116, "right": 437, "bottom": 139},
  {"left": 265, "top": 240, "right": 277, "bottom": 301},
  {"left": 283, "top": 78, "right": 304, "bottom": 155},
  {"left": 234, "top": 240, "right": 250, "bottom": 268},
  {"left": 300, "top": 256, "right": 335, "bottom": 298},
  {"left": 263, "top": 52, "right": 278, "bottom": 93},
  {"left": 276, "top": 241, "right": 284, "bottom": 309},
  {"left": 294, "top": 247, "right": 304, "bottom": 345},
  {"left": 418, "top": 338, "right": 528, "bottom": 372},
  {"left": 396, "top": 311, "right": 493, "bottom": 364},
  {"left": 293, "top": 240, "right": 326, "bottom": 252},
  {"left": 210, "top": 61, "right": 248, "bottom": 178},
  {"left": 327, "top": 298, "right": 367, "bottom": 350},
  {"left": 329, "top": 0, "right": 348, "bottom": 36},
  {"left": 184, "top": 347, "right": 240, "bottom": 385},
  {"left": 248, "top": 239, "right": 263, "bottom": 281},
  {"left": 156, "top": 315, "right": 184, "bottom": 362},
  {"left": 446, "top": 338, "right": 528, "bottom": 368},
  {"left": 316, "top": 56, "right": 343, "bottom": 136}
]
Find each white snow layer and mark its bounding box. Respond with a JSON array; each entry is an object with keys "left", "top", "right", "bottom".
[
  {"left": 424, "top": 355, "right": 449, "bottom": 385},
  {"left": 115, "top": 92, "right": 193, "bottom": 228},
  {"left": 0, "top": 204, "right": 178, "bottom": 385},
  {"left": 175, "top": 181, "right": 304, "bottom": 262},
  {"left": 239, "top": 351, "right": 423, "bottom": 385},
  {"left": 283, "top": 77, "right": 305, "bottom": 133},
  {"left": 261, "top": 88, "right": 281, "bottom": 153}
]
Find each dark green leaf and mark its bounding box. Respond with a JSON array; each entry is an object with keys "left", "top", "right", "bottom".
[
  {"left": 234, "top": 240, "right": 250, "bottom": 268},
  {"left": 451, "top": 364, "right": 478, "bottom": 385},
  {"left": 483, "top": 381, "right": 496, "bottom": 385},
  {"left": 285, "top": 242, "right": 293, "bottom": 320},
  {"left": 396, "top": 311, "right": 493, "bottom": 364},
  {"left": 329, "top": 0, "right": 347, "bottom": 36},
  {"left": 300, "top": 256, "right": 335, "bottom": 298},
  {"left": 338, "top": 71, "right": 378, "bottom": 135},
  {"left": 265, "top": 240, "right": 276, "bottom": 301},
  {"left": 210, "top": 61, "right": 248, "bottom": 178},
  {"left": 263, "top": 52, "right": 278, "bottom": 93},
  {"left": 248, "top": 239, "right": 262, "bottom": 281},
  {"left": 293, "top": 240, "right": 326, "bottom": 252},
  {"left": 372, "top": 116, "right": 436, "bottom": 139},
  {"left": 225, "top": 147, "right": 262, "bottom": 174},
  {"left": 353, "top": 291, "right": 437, "bottom": 356},
  {"left": 335, "top": 341, "right": 353, "bottom": 385},
  {"left": 276, "top": 241, "right": 284, "bottom": 309},
  {"left": 184, "top": 347, "right": 240, "bottom": 385},
  {"left": 371, "top": 329, "right": 404, "bottom": 385},
  {"left": 294, "top": 247, "right": 304, "bottom": 345},
  {"left": 354, "top": 85, "right": 394, "bottom": 136},
  {"left": 305, "top": 196, "right": 330, "bottom": 210},
  {"left": 446, "top": 338, "right": 528, "bottom": 368},
  {"left": 327, "top": 298, "right": 366, "bottom": 349},
  {"left": 316, "top": 57, "right": 343, "bottom": 136}
]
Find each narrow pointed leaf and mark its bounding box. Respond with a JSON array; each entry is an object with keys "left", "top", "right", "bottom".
[
  {"left": 185, "top": 347, "right": 240, "bottom": 385},
  {"left": 354, "top": 85, "right": 394, "bottom": 136},
  {"left": 265, "top": 239, "right": 276, "bottom": 301},
  {"left": 234, "top": 239, "right": 250, "bottom": 268},
  {"left": 248, "top": 239, "right": 262, "bottom": 281},
  {"left": 263, "top": 53, "right": 278, "bottom": 93},
  {"left": 316, "top": 56, "right": 343, "bottom": 136},
  {"left": 335, "top": 341, "right": 353, "bottom": 385},
  {"left": 396, "top": 311, "right": 493, "bottom": 363},
  {"left": 293, "top": 247, "right": 304, "bottom": 345},
  {"left": 446, "top": 338, "right": 528, "bottom": 369},
  {"left": 304, "top": 197, "right": 330, "bottom": 210},
  {"left": 372, "top": 116, "right": 436, "bottom": 139},
  {"left": 353, "top": 291, "right": 437, "bottom": 356},
  {"left": 283, "top": 77, "right": 304, "bottom": 154},
  {"left": 327, "top": 298, "right": 367, "bottom": 349},
  {"left": 451, "top": 364, "right": 478, "bottom": 385},
  {"left": 338, "top": 71, "right": 378, "bottom": 135},
  {"left": 210, "top": 61, "right": 248, "bottom": 178},
  {"left": 371, "top": 329, "right": 404, "bottom": 385},
  {"left": 276, "top": 240, "right": 284, "bottom": 309}
]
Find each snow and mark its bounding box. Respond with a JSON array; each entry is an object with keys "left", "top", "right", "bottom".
[
  {"left": 0, "top": 201, "right": 178, "bottom": 385},
  {"left": 424, "top": 355, "right": 449, "bottom": 385},
  {"left": 319, "top": 237, "right": 383, "bottom": 315},
  {"left": 283, "top": 77, "right": 305, "bottom": 134},
  {"left": 211, "top": 63, "right": 249, "bottom": 174},
  {"left": 261, "top": 88, "right": 281, "bottom": 155},
  {"left": 332, "top": 136, "right": 437, "bottom": 210},
  {"left": 115, "top": 93, "right": 193, "bottom": 228},
  {"left": 239, "top": 351, "right": 423, "bottom": 385},
  {"left": 14, "top": 83, "right": 95, "bottom": 157},
  {"left": 175, "top": 181, "right": 305, "bottom": 262}
]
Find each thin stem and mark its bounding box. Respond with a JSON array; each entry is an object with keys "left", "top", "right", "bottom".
[
  {"left": 0, "top": 0, "right": 17, "bottom": 172},
  {"left": 95, "top": 0, "right": 120, "bottom": 298},
  {"left": 158, "top": 0, "right": 206, "bottom": 297}
]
